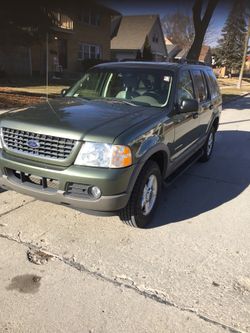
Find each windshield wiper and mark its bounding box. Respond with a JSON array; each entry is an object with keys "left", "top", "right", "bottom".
[
  {"left": 90, "top": 98, "right": 152, "bottom": 107},
  {"left": 106, "top": 98, "right": 151, "bottom": 107}
]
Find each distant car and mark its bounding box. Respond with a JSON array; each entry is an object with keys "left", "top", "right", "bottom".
[{"left": 0, "top": 62, "right": 222, "bottom": 228}]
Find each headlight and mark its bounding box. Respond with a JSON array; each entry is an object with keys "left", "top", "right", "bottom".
[{"left": 74, "top": 142, "right": 132, "bottom": 168}]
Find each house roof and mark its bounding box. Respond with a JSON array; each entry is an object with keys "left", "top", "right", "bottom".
[
  {"left": 175, "top": 45, "right": 211, "bottom": 62},
  {"left": 175, "top": 48, "right": 188, "bottom": 59},
  {"left": 164, "top": 37, "right": 173, "bottom": 46},
  {"left": 111, "top": 15, "right": 159, "bottom": 50}
]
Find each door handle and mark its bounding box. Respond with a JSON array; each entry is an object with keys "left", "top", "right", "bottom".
[{"left": 192, "top": 112, "right": 199, "bottom": 119}]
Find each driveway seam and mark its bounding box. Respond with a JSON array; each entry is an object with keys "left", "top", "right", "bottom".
[
  {"left": 0, "top": 199, "right": 36, "bottom": 219},
  {"left": 0, "top": 232, "right": 246, "bottom": 333}
]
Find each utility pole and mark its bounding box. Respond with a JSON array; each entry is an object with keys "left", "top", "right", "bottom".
[
  {"left": 46, "top": 32, "right": 49, "bottom": 101},
  {"left": 237, "top": 15, "right": 250, "bottom": 89}
]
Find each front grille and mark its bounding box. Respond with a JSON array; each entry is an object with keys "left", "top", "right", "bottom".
[{"left": 2, "top": 127, "right": 76, "bottom": 160}]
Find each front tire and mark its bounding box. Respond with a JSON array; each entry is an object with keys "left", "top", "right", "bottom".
[{"left": 119, "top": 160, "right": 162, "bottom": 228}]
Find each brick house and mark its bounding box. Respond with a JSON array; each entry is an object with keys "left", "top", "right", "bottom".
[
  {"left": 111, "top": 15, "right": 168, "bottom": 61},
  {"left": 0, "top": 3, "right": 119, "bottom": 77},
  {"left": 245, "top": 55, "right": 250, "bottom": 73},
  {"left": 32, "top": 3, "right": 119, "bottom": 76},
  {"left": 167, "top": 42, "right": 212, "bottom": 65}
]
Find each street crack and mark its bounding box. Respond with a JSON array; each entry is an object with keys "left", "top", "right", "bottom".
[
  {"left": 0, "top": 199, "right": 36, "bottom": 219},
  {"left": 0, "top": 232, "right": 247, "bottom": 333}
]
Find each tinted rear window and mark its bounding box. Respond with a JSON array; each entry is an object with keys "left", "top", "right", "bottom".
[
  {"left": 205, "top": 70, "right": 220, "bottom": 98},
  {"left": 192, "top": 70, "right": 208, "bottom": 102}
]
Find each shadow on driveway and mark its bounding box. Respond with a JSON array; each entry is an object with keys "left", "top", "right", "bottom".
[
  {"left": 148, "top": 130, "right": 250, "bottom": 229},
  {"left": 223, "top": 96, "right": 250, "bottom": 110}
]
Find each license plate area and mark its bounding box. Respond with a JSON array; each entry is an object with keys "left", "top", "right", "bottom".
[{"left": 5, "top": 168, "right": 59, "bottom": 192}]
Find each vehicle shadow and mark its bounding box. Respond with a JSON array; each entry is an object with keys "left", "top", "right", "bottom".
[
  {"left": 148, "top": 130, "right": 250, "bottom": 229},
  {"left": 223, "top": 95, "right": 250, "bottom": 110}
]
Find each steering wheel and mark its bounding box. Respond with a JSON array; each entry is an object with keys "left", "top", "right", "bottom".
[{"left": 142, "top": 91, "right": 162, "bottom": 102}]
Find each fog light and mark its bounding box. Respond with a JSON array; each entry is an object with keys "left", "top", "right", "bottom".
[{"left": 89, "top": 186, "right": 101, "bottom": 199}]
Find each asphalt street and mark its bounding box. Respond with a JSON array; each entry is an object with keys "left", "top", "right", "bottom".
[{"left": 0, "top": 96, "right": 249, "bottom": 333}]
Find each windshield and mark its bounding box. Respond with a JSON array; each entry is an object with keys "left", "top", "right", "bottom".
[{"left": 66, "top": 67, "right": 173, "bottom": 108}]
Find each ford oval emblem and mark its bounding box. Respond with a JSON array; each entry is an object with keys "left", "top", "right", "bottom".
[{"left": 27, "top": 139, "right": 40, "bottom": 149}]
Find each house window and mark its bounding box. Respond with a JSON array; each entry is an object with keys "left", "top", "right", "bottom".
[
  {"left": 152, "top": 33, "right": 159, "bottom": 43},
  {"left": 79, "top": 43, "right": 101, "bottom": 60},
  {"left": 81, "top": 10, "right": 101, "bottom": 26},
  {"left": 55, "top": 12, "right": 73, "bottom": 30}
]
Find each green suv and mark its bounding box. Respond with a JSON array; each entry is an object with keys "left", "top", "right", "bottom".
[{"left": 0, "top": 62, "right": 221, "bottom": 228}]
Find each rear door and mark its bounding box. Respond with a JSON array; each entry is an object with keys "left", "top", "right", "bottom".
[
  {"left": 191, "top": 69, "right": 213, "bottom": 138},
  {"left": 205, "top": 69, "right": 222, "bottom": 117}
]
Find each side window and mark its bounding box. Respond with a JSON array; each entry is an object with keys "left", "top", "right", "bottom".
[
  {"left": 177, "top": 70, "right": 195, "bottom": 105},
  {"left": 205, "top": 70, "right": 220, "bottom": 98},
  {"left": 192, "top": 70, "right": 208, "bottom": 102},
  {"left": 201, "top": 71, "right": 209, "bottom": 100}
]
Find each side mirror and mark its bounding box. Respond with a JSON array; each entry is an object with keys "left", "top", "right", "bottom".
[
  {"left": 180, "top": 98, "right": 199, "bottom": 113},
  {"left": 61, "top": 88, "right": 68, "bottom": 97}
]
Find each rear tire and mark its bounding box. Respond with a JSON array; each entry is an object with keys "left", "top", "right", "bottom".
[
  {"left": 199, "top": 126, "right": 216, "bottom": 162},
  {"left": 119, "top": 160, "right": 162, "bottom": 228}
]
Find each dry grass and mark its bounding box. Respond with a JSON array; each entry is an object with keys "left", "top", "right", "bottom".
[
  {"left": 0, "top": 85, "right": 68, "bottom": 96},
  {"left": 0, "top": 93, "right": 44, "bottom": 108}
]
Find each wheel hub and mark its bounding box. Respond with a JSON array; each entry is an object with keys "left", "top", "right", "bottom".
[{"left": 141, "top": 174, "right": 158, "bottom": 216}]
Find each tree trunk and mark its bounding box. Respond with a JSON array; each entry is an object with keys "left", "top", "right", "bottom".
[{"left": 187, "top": 0, "right": 219, "bottom": 62}]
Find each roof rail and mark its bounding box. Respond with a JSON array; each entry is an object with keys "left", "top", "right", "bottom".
[{"left": 175, "top": 58, "right": 210, "bottom": 66}]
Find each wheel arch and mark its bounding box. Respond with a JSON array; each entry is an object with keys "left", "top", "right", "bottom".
[{"left": 127, "top": 145, "right": 169, "bottom": 195}]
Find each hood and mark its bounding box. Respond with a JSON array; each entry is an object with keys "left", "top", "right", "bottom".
[{"left": 0, "top": 97, "right": 160, "bottom": 143}]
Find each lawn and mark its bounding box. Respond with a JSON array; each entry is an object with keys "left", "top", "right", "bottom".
[{"left": 0, "top": 93, "right": 45, "bottom": 108}]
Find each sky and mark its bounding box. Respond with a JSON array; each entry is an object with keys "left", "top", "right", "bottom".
[{"left": 98, "top": 0, "right": 234, "bottom": 47}]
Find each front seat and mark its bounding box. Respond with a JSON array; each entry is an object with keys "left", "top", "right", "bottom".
[{"left": 116, "top": 75, "right": 140, "bottom": 99}]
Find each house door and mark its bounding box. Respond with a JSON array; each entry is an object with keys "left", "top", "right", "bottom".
[{"left": 58, "top": 39, "right": 67, "bottom": 69}]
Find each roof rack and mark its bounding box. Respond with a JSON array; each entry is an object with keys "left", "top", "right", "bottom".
[{"left": 175, "top": 58, "right": 210, "bottom": 66}]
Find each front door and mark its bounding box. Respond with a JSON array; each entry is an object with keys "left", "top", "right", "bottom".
[
  {"left": 58, "top": 39, "right": 67, "bottom": 69},
  {"left": 170, "top": 69, "right": 200, "bottom": 161}
]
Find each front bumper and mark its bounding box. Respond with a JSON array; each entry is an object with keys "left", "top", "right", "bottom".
[{"left": 0, "top": 150, "right": 136, "bottom": 213}]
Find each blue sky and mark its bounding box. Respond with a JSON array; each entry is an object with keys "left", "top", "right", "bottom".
[{"left": 99, "top": 0, "right": 234, "bottom": 46}]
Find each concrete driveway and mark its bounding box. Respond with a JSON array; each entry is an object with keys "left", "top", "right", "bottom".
[{"left": 0, "top": 96, "right": 249, "bottom": 333}]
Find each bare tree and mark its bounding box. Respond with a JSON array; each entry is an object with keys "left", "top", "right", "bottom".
[
  {"left": 161, "top": 13, "right": 194, "bottom": 49},
  {"left": 162, "top": 10, "right": 216, "bottom": 56},
  {"left": 187, "top": 0, "right": 219, "bottom": 61}
]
